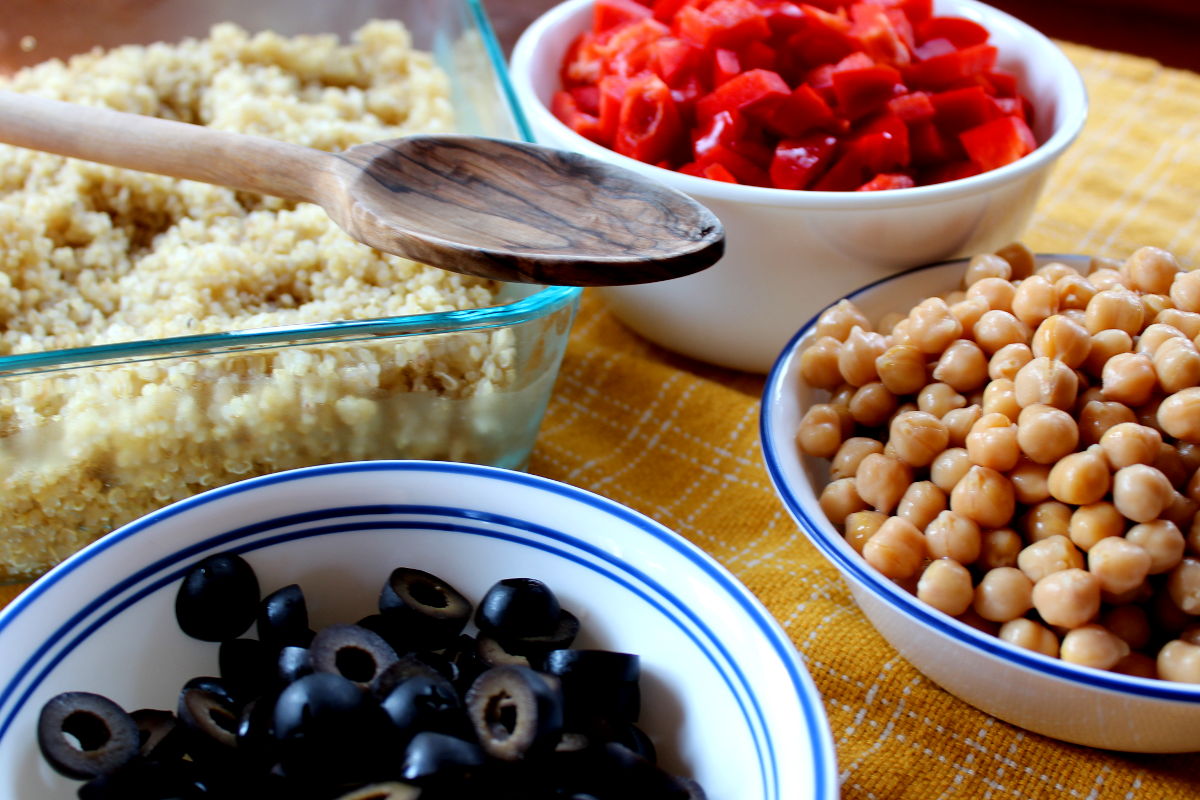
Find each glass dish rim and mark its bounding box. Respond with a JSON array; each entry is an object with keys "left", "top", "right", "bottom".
[{"left": 0, "top": 0, "right": 580, "bottom": 376}]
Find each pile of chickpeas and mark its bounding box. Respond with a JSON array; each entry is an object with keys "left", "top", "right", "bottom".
[{"left": 796, "top": 242, "right": 1200, "bottom": 682}]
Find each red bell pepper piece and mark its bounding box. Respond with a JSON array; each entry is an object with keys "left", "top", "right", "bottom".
[
  {"left": 857, "top": 172, "right": 916, "bottom": 190},
  {"left": 886, "top": 89, "right": 935, "bottom": 122},
  {"left": 769, "top": 133, "right": 840, "bottom": 189},
  {"left": 763, "top": 82, "right": 841, "bottom": 137},
  {"left": 739, "top": 40, "right": 779, "bottom": 72},
  {"left": 594, "top": 0, "right": 654, "bottom": 33},
  {"left": 615, "top": 72, "right": 685, "bottom": 164},
  {"left": 922, "top": 159, "right": 980, "bottom": 184},
  {"left": 675, "top": 0, "right": 771, "bottom": 48},
  {"left": 596, "top": 18, "right": 671, "bottom": 78},
  {"left": 697, "top": 142, "right": 772, "bottom": 184},
  {"left": 831, "top": 63, "right": 905, "bottom": 119},
  {"left": 598, "top": 74, "right": 635, "bottom": 143},
  {"left": 551, "top": 90, "right": 604, "bottom": 142},
  {"left": 702, "top": 162, "right": 740, "bottom": 182},
  {"left": 856, "top": 113, "right": 910, "bottom": 172},
  {"left": 904, "top": 43, "right": 997, "bottom": 90},
  {"left": 959, "top": 115, "right": 1037, "bottom": 171},
  {"left": 932, "top": 85, "right": 1002, "bottom": 135},
  {"left": 915, "top": 16, "right": 990, "bottom": 48},
  {"left": 695, "top": 68, "right": 791, "bottom": 122},
  {"left": 850, "top": 2, "right": 913, "bottom": 66},
  {"left": 645, "top": 36, "right": 705, "bottom": 87},
  {"left": 712, "top": 47, "right": 742, "bottom": 85}
]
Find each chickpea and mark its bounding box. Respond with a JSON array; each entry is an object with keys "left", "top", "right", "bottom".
[
  {"left": 1098, "top": 422, "right": 1162, "bottom": 469},
  {"left": 995, "top": 241, "right": 1035, "bottom": 280},
  {"left": 917, "top": 382, "right": 967, "bottom": 418},
  {"left": 1014, "top": 356, "right": 1078, "bottom": 410},
  {"left": 1153, "top": 444, "right": 1189, "bottom": 491},
  {"left": 1055, "top": 273, "right": 1097, "bottom": 310},
  {"left": 862, "top": 516, "right": 927, "bottom": 580},
  {"left": 1083, "top": 329, "right": 1133, "bottom": 378},
  {"left": 909, "top": 297, "right": 963, "bottom": 355},
  {"left": 963, "top": 253, "right": 1012, "bottom": 286},
  {"left": 981, "top": 378, "right": 1021, "bottom": 421},
  {"left": 1113, "top": 652, "right": 1158, "bottom": 679},
  {"left": 932, "top": 339, "right": 988, "bottom": 392},
  {"left": 1088, "top": 536, "right": 1152, "bottom": 595},
  {"left": 966, "top": 412, "right": 1020, "bottom": 472},
  {"left": 1047, "top": 449, "right": 1112, "bottom": 505},
  {"left": 844, "top": 509, "right": 888, "bottom": 554},
  {"left": 1102, "top": 604, "right": 1152, "bottom": 650},
  {"left": 943, "top": 289, "right": 967, "bottom": 305},
  {"left": 1158, "top": 307, "right": 1200, "bottom": 338},
  {"left": 855, "top": 453, "right": 913, "bottom": 514},
  {"left": 1035, "top": 261, "right": 1078, "bottom": 282},
  {"left": 1180, "top": 441, "right": 1200, "bottom": 473},
  {"left": 967, "top": 276, "right": 1016, "bottom": 311},
  {"left": 1125, "top": 519, "right": 1185, "bottom": 574},
  {"left": 917, "top": 558, "right": 975, "bottom": 616},
  {"left": 1136, "top": 322, "right": 1186, "bottom": 357},
  {"left": 848, "top": 382, "right": 897, "bottom": 427},
  {"left": 1030, "top": 314, "right": 1091, "bottom": 369},
  {"left": 949, "top": 297, "right": 990, "bottom": 333},
  {"left": 1032, "top": 568, "right": 1101, "bottom": 629},
  {"left": 1089, "top": 268, "right": 1127, "bottom": 291},
  {"left": 889, "top": 410, "right": 949, "bottom": 467},
  {"left": 819, "top": 478, "right": 869, "bottom": 525},
  {"left": 1157, "top": 639, "right": 1200, "bottom": 683},
  {"left": 979, "top": 528, "right": 1023, "bottom": 571},
  {"left": 950, "top": 465, "right": 1015, "bottom": 529},
  {"left": 829, "top": 383, "right": 856, "bottom": 408},
  {"left": 816, "top": 299, "right": 872, "bottom": 341},
  {"left": 796, "top": 404, "right": 847, "bottom": 458},
  {"left": 925, "top": 510, "right": 982, "bottom": 564},
  {"left": 974, "top": 310, "right": 1031, "bottom": 355},
  {"left": 875, "top": 311, "right": 905, "bottom": 335},
  {"left": 941, "top": 405, "right": 982, "bottom": 448},
  {"left": 956, "top": 608, "right": 1000, "bottom": 636},
  {"left": 1068, "top": 501, "right": 1125, "bottom": 551},
  {"left": 973, "top": 566, "right": 1034, "bottom": 623},
  {"left": 1085, "top": 286, "right": 1145, "bottom": 335},
  {"left": 890, "top": 317, "right": 915, "bottom": 346},
  {"left": 874, "top": 344, "right": 927, "bottom": 396},
  {"left": 838, "top": 326, "right": 888, "bottom": 386},
  {"left": 1077, "top": 400, "right": 1137, "bottom": 446},
  {"left": 987, "top": 343, "right": 1033, "bottom": 382},
  {"left": 1169, "top": 269, "right": 1200, "bottom": 313},
  {"left": 898, "top": 480, "right": 947, "bottom": 531},
  {"left": 1162, "top": 490, "right": 1198, "bottom": 531},
  {"left": 930, "top": 447, "right": 972, "bottom": 492},
  {"left": 1021, "top": 501, "right": 1073, "bottom": 543},
  {"left": 1059, "top": 624, "right": 1130, "bottom": 670},
  {"left": 799, "top": 336, "right": 845, "bottom": 390},
  {"left": 1011, "top": 275, "right": 1058, "bottom": 328},
  {"left": 1167, "top": 556, "right": 1200, "bottom": 614},
  {"left": 1010, "top": 460, "right": 1052, "bottom": 504},
  {"left": 1112, "top": 464, "right": 1175, "bottom": 523},
  {"left": 1016, "top": 534, "right": 1083, "bottom": 584},
  {"left": 999, "top": 618, "right": 1060, "bottom": 657},
  {"left": 1125, "top": 245, "right": 1181, "bottom": 295},
  {"left": 1157, "top": 389, "right": 1200, "bottom": 446},
  {"left": 831, "top": 437, "right": 885, "bottom": 481},
  {"left": 1099, "top": 352, "right": 1156, "bottom": 407},
  {"left": 1015, "top": 404, "right": 1079, "bottom": 464},
  {"left": 1152, "top": 337, "right": 1200, "bottom": 395},
  {"left": 1142, "top": 293, "right": 1175, "bottom": 321}
]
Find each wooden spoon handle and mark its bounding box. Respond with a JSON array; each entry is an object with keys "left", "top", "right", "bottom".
[{"left": 0, "top": 90, "right": 331, "bottom": 203}]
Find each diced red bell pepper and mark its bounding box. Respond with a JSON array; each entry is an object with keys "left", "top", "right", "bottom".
[
  {"left": 856, "top": 113, "right": 910, "bottom": 172},
  {"left": 831, "top": 63, "right": 905, "bottom": 119},
  {"left": 769, "top": 133, "right": 840, "bottom": 189},
  {"left": 675, "top": 0, "right": 771, "bottom": 48},
  {"left": 645, "top": 37, "right": 705, "bottom": 87},
  {"left": 712, "top": 47, "right": 742, "bottom": 85},
  {"left": 739, "top": 39, "right": 779, "bottom": 71},
  {"left": 904, "top": 43, "right": 997, "bottom": 90},
  {"left": 596, "top": 18, "right": 672, "bottom": 78},
  {"left": 908, "top": 119, "right": 963, "bottom": 165},
  {"left": 850, "top": 2, "right": 913, "bottom": 66},
  {"left": 551, "top": 90, "right": 604, "bottom": 142},
  {"left": 959, "top": 114, "right": 1037, "bottom": 171},
  {"left": 702, "top": 162, "right": 740, "bottom": 182},
  {"left": 569, "top": 85, "right": 601, "bottom": 116},
  {"left": 983, "top": 70, "right": 1018, "bottom": 98},
  {"left": 594, "top": 0, "right": 654, "bottom": 33},
  {"left": 780, "top": 6, "right": 859, "bottom": 70},
  {"left": 875, "top": 0, "right": 933, "bottom": 24},
  {"left": 932, "top": 85, "right": 1001, "bottom": 134},
  {"left": 886, "top": 89, "right": 935, "bottom": 122},
  {"left": 922, "top": 158, "right": 980, "bottom": 184},
  {"left": 692, "top": 108, "right": 748, "bottom": 159},
  {"left": 762, "top": 82, "right": 841, "bottom": 137},
  {"left": 598, "top": 74, "right": 636, "bottom": 143},
  {"left": 695, "top": 68, "right": 791, "bottom": 122},
  {"left": 915, "top": 16, "right": 990, "bottom": 47},
  {"left": 696, "top": 142, "right": 772, "bottom": 184},
  {"left": 653, "top": 0, "right": 697, "bottom": 21},
  {"left": 857, "top": 172, "right": 916, "bottom": 190},
  {"left": 615, "top": 73, "right": 685, "bottom": 164}
]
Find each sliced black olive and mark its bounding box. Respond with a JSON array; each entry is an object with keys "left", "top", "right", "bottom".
[
  {"left": 609, "top": 722, "right": 657, "bottom": 764},
  {"left": 400, "top": 731, "right": 486, "bottom": 785},
  {"left": 465, "top": 665, "right": 564, "bottom": 762},
  {"left": 378, "top": 568, "right": 473, "bottom": 650},
  {"left": 598, "top": 742, "right": 694, "bottom": 800},
  {"left": 180, "top": 676, "right": 238, "bottom": 709},
  {"left": 76, "top": 757, "right": 205, "bottom": 800},
  {"left": 276, "top": 645, "right": 314, "bottom": 686},
  {"left": 235, "top": 695, "right": 278, "bottom": 765},
  {"left": 356, "top": 613, "right": 410, "bottom": 654},
  {"left": 372, "top": 653, "right": 450, "bottom": 699},
  {"left": 177, "top": 686, "right": 240, "bottom": 753},
  {"left": 492, "top": 610, "right": 580, "bottom": 659},
  {"left": 218, "top": 638, "right": 271, "bottom": 702},
  {"left": 333, "top": 782, "right": 422, "bottom": 800},
  {"left": 174, "top": 552, "right": 260, "bottom": 642},
  {"left": 474, "top": 635, "right": 531, "bottom": 669},
  {"left": 541, "top": 650, "right": 641, "bottom": 728},
  {"left": 257, "top": 584, "right": 312, "bottom": 649},
  {"left": 309, "top": 623, "right": 399, "bottom": 687},
  {"left": 128, "top": 708, "right": 187, "bottom": 763},
  {"left": 380, "top": 674, "right": 469, "bottom": 742},
  {"left": 37, "top": 691, "right": 140, "bottom": 780},
  {"left": 271, "top": 672, "right": 389, "bottom": 783},
  {"left": 541, "top": 650, "right": 640, "bottom": 683},
  {"left": 475, "top": 578, "right": 561, "bottom": 639}
]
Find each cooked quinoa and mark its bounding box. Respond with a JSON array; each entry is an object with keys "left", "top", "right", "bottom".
[{"left": 0, "top": 22, "right": 525, "bottom": 579}]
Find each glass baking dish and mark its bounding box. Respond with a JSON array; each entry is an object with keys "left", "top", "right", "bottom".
[{"left": 0, "top": 0, "right": 581, "bottom": 581}]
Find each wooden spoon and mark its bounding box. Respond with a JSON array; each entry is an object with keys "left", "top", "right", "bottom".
[{"left": 0, "top": 90, "right": 724, "bottom": 286}]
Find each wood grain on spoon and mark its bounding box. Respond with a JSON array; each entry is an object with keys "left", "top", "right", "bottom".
[{"left": 0, "top": 90, "right": 724, "bottom": 286}]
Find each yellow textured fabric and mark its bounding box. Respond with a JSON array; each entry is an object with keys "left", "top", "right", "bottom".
[{"left": 528, "top": 44, "right": 1200, "bottom": 798}]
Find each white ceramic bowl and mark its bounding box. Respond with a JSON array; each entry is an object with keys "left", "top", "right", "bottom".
[
  {"left": 510, "top": 0, "right": 1087, "bottom": 372},
  {"left": 0, "top": 460, "right": 837, "bottom": 799},
  {"left": 760, "top": 257, "right": 1200, "bottom": 752}
]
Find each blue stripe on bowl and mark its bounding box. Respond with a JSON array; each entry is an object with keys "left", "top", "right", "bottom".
[
  {"left": 0, "top": 461, "right": 837, "bottom": 800},
  {"left": 759, "top": 257, "right": 1200, "bottom": 706}
]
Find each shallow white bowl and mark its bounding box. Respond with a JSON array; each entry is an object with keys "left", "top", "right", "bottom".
[
  {"left": 759, "top": 257, "right": 1200, "bottom": 752},
  {"left": 511, "top": 0, "right": 1087, "bottom": 372},
  {"left": 0, "top": 460, "right": 837, "bottom": 798}
]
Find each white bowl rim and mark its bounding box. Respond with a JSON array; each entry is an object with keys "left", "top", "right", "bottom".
[
  {"left": 0, "top": 459, "right": 839, "bottom": 798},
  {"left": 760, "top": 257, "right": 1200, "bottom": 704},
  {"left": 510, "top": 0, "right": 1089, "bottom": 210}
]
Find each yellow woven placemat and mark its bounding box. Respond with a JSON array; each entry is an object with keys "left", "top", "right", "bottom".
[{"left": 529, "top": 43, "right": 1200, "bottom": 798}]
